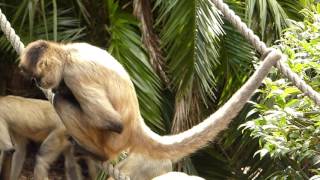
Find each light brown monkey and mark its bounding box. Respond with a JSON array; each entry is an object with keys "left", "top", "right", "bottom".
[
  {"left": 107, "top": 153, "right": 172, "bottom": 180},
  {"left": 0, "top": 95, "right": 82, "bottom": 180},
  {"left": 18, "top": 40, "right": 276, "bottom": 169}
]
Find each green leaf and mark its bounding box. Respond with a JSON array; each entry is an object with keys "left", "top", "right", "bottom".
[
  {"left": 106, "top": 0, "right": 165, "bottom": 133},
  {"left": 156, "top": 0, "right": 224, "bottom": 102}
]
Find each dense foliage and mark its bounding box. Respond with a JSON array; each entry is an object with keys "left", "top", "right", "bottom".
[{"left": 242, "top": 6, "right": 320, "bottom": 179}]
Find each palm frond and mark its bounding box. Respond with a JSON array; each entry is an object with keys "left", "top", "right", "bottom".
[
  {"left": 154, "top": 0, "right": 224, "bottom": 134},
  {"left": 155, "top": 0, "right": 223, "bottom": 102},
  {"left": 277, "top": 0, "right": 304, "bottom": 20},
  {"left": 133, "top": 0, "right": 169, "bottom": 85},
  {"left": 216, "top": 22, "right": 255, "bottom": 105},
  {"left": 153, "top": 0, "right": 224, "bottom": 174},
  {"left": 107, "top": 0, "right": 165, "bottom": 133},
  {"left": 72, "top": 0, "right": 90, "bottom": 24},
  {"left": 0, "top": 0, "right": 86, "bottom": 56},
  {"left": 245, "top": 0, "right": 292, "bottom": 43}
]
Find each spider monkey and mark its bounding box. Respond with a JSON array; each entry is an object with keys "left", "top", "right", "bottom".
[
  {"left": 18, "top": 40, "right": 278, "bottom": 169},
  {"left": 0, "top": 95, "right": 83, "bottom": 180}
]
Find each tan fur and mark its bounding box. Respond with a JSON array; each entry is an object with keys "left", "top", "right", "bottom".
[
  {"left": 107, "top": 153, "right": 172, "bottom": 180},
  {"left": 0, "top": 95, "right": 83, "bottom": 180},
  {"left": 19, "top": 40, "right": 276, "bottom": 165}
]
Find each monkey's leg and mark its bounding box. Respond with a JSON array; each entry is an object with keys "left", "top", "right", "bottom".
[
  {"left": 63, "top": 79, "right": 123, "bottom": 133},
  {"left": 0, "top": 151, "right": 3, "bottom": 173},
  {"left": 54, "top": 95, "right": 108, "bottom": 162},
  {"left": 0, "top": 150, "right": 14, "bottom": 180},
  {"left": 0, "top": 120, "right": 13, "bottom": 151},
  {"left": 34, "top": 128, "right": 69, "bottom": 180},
  {"left": 0, "top": 120, "right": 14, "bottom": 180},
  {"left": 84, "top": 157, "right": 98, "bottom": 180},
  {"left": 63, "top": 145, "right": 83, "bottom": 180},
  {"left": 10, "top": 132, "right": 28, "bottom": 180}
]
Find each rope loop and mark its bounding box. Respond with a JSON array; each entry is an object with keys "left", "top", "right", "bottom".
[{"left": 102, "top": 162, "right": 130, "bottom": 180}]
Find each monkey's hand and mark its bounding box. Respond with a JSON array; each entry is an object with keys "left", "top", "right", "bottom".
[{"left": 63, "top": 78, "right": 123, "bottom": 134}]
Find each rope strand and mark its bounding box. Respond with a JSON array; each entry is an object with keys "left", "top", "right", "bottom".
[
  {"left": 0, "top": 9, "right": 24, "bottom": 55},
  {"left": 100, "top": 162, "right": 130, "bottom": 180}
]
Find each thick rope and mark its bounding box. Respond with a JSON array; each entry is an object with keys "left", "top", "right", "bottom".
[
  {"left": 211, "top": 0, "right": 320, "bottom": 105},
  {"left": 0, "top": 9, "right": 24, "bottom": 54},
  {"left": 0, "top": 8, "right": 54, "bottom": 99},
  {"left": 100, "top": 162, "right": 130, "bottom": 180}
]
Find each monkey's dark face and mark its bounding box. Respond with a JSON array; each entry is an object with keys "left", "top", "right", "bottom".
[{"left": 19, "top": 40, "right": 64, "bottom": 89}]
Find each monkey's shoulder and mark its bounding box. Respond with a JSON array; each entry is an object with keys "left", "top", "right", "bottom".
[{"left": 64, "top": 43, "right": 131, "bottom": 80}]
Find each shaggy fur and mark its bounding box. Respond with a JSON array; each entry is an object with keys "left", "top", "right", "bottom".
[{"left": 0, "top": 96, "right": 85, "bottom": 180}]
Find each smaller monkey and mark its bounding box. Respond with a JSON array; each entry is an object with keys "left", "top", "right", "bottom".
[
  {"left": 107, "top": 153, "right": 172, "bottom": 180},
  {"left": 0, "top": 95, "right": 82, "bottom": 180}
]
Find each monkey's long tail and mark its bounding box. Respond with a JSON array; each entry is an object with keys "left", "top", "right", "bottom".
[{"left": 132, "top": 50, "right": 280, "bottom": 161}]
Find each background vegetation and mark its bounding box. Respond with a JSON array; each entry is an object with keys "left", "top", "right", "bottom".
[{"left": 0, "top": 0, "right": 319, "bottom": 179}]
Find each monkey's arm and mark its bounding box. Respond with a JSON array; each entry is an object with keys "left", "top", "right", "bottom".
[
  {"left": 63, "top": 77, "right": 123, "bottom": 134},
  {"left": 10, "top": 132, "right": 27, "bottom": 180}
]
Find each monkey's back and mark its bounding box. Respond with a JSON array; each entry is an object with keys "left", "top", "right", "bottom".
[
  {"left": 63, "top": 43, "right": 141, "bottom": 155},
  {"left": 0, "top": 95, "right": 62, "bottom": 141}
]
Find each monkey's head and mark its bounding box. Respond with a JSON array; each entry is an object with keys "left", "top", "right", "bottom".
[{"left": 19, "top": 40, "right": 65, "bottom": 89}]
